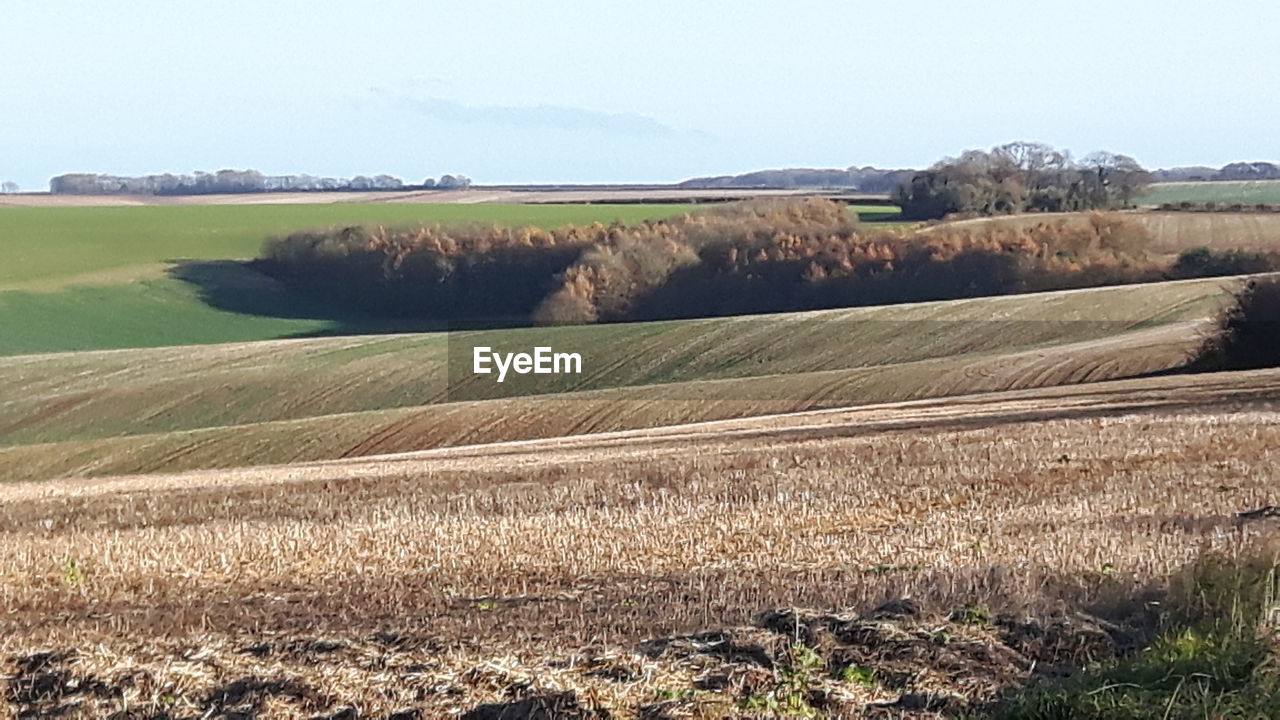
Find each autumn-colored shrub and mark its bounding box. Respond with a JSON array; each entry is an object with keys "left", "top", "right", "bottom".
[
  {"left": 258, "top": 222, "right": 603, "bottom": 321},
  {"left": 258, "top": 200, "right": 1167, "bottom": 326}
]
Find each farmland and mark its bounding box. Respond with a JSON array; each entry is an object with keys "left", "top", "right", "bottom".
[
  {"left": 5, "top": 204, "right": 1276, "bottom": 357},
  {"left": 0, "top": 276, "right": 1246, "bottom": 482},
  {"left": 1131, "top": 211, "right": 1280, "bottom": 253},
  {"left": 2, "top": 367, "right": 1278, "bottom": 717},
  {"left": 1140, "top": 180, "right": 1280, "bottom": 206},
  {"left": 2, "top": 201, "right": 1280, "bottom": 717},
  {"left": 0, "top": 202, "right": 918, "bottom": 356},
  {"left": 934, "top": 210, "right": 1280, "bottom": 256},
  {"left": 0, "top": 203, "right": 694, "bottom": 355},
  {"left": 11, "top": 2, "right": 1280, "bottom": 713}
]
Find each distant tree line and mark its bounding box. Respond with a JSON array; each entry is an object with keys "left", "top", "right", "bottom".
[
  {"left": 895, "top": 142, "right": 1154, "bottom": 221},
  {"left": 255, "top": 198, "right": 1252, "bottom": 328},
  {"left": 1153, "top": 162, "right": 1280, "bottom": 182},
  {"left": 48, "top": 170, "right": 471, "bottom": 195},
  {"left": 680, "top": 159, "right": 1279, "bottom": 195},
  {"left": 0, "top": 181, "right": 19, "bottom": 194},
  {"left": 679, "top": 167, "right": 915, "bottom": 193}
]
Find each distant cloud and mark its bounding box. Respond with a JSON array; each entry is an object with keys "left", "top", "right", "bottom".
[{"left": 368, "top": 90, "right": 677, "bottom": 137}]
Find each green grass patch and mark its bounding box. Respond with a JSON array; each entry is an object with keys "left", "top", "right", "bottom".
[
  {"left": 983, "top": 550, "right": 1280, "bottom": 719},
  {"left": 0, "top": 203, "right": 693, "bottom": 287},
  {"left": 849, "top": 203, "right": 906, "bottom": 224},
  {"left": 1140, "top": 181, "right": 1280, "bottom": 207}
]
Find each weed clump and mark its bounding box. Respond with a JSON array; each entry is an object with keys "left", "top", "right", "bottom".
[{"left": 985, "top": 550, "right": 1280, "bottom": 719}]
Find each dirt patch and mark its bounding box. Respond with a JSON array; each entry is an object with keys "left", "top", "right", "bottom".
[{"left": 3, "top": 602, "right": 1140, "bottom": 718}]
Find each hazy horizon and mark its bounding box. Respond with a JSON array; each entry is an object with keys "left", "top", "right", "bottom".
[{"left": 3, "top": 0, "right": 1278, "bottom": 190}]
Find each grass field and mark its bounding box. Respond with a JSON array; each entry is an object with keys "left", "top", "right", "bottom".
[
  {"left": 1140, "top": 180, "right": 1280, "bottom": 206},
  {"left": 0, "top": 204, "right": 703, "bottom": 286},
  {"left": 3, "top": 367, "right": 1277, "bottom": 717},
  {"left": 0, "top": 203, "right": 694, "bottom": 355}
]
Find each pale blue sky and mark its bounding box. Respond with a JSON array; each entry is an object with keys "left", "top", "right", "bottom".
[{"left": 2, "top": 0, "right": 1278, "bottom": 189}]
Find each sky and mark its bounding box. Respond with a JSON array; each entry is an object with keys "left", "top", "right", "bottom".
[{"left": 2, "top": 0, "right": 1278, "bottom": 189}]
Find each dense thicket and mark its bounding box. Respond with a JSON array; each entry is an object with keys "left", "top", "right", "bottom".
[
  {"left": 1168, "top": 247, "right": 1280, "bottom": 279},
  {"left": 259, "top": 199, "right": 1178, "bottom": 326},
  {"left": 1195, "top": 279, "right": 1280, "bottom": 370},
  {"left": 49, "top": 170, "right": 470, "bottom": 195},
  {"left": 896, "top": 142, "right": 1153, "bottom": 220},
  {"left": 258, "top": 222, "right": 597, "bottom": 321}
]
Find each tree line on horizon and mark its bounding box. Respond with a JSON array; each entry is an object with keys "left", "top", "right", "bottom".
[
  {"left": 679, "top": 153, "right": 1280, "bottom": 208},
  {"left": 47, "top": 170, "right": 471, "bottom": 195},
  {"left": 34, "top": 148, "right": 1279, "bottom": 199},
  {"left": 1153, "top": 161, "right": 1280, "bottom": 182},
  {"left": 679, "top": 166, "right": 915, "bottom": 193}
]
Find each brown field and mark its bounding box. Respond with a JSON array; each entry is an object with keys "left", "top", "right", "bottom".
[
  {"left": 0, "top": 317, "right": 1214, "bottom": 484},
  {"left": 0, "top": 277, "right": 1245, "bottom": 484},
  {"left": 1132, "top": 211, "right": 1280, "bottom": 253},
  {"left": 932, "top": 211, "right": 1280, "bottom": 256},
  {"left": 3, "top": 368, "right": 1278, "bottom": 717}
]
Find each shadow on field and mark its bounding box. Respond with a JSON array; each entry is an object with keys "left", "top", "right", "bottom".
[{"left": 165, "top": 259, "right": 444, "bottom": 338}]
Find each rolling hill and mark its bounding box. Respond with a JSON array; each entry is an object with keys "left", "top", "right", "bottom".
[{"left": 0, "top": 275, "right": 1248, "bottom": 482}]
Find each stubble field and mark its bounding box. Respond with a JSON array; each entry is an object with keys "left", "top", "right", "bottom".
[{"left": 3, "top": 368, "right": 1278, "bottom": 717}]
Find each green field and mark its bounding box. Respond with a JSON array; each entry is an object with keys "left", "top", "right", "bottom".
[
  {"left": 0, "top": 203, "right": 693, "bottom": 355},
  {"left": 1140, "top": 180, "right": 1280, "bottom": 206},
  {"left": 847, "top": 203, "right": 905, "bottom": 223}
]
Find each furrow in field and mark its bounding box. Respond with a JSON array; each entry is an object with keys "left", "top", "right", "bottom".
[
  {"left": 0, "top": 277, "right": 1242, "bottom": 448},
  {"left": 4, "top": 366, "right": 1277, "bottom": 504},
  {"left": 0, "top": 316, "right": 1218, "bottom": 483}
]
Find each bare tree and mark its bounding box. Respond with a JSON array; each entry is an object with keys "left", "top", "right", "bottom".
[
  {"left": 0, "top": 181, "right": 18, "bottom": 194},
  {"left": 898, "top": 143, "right": 1152, "bottom": 219},
  {"left": 1082, "top": 152, "right": 1152, "bottom": 207}
]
